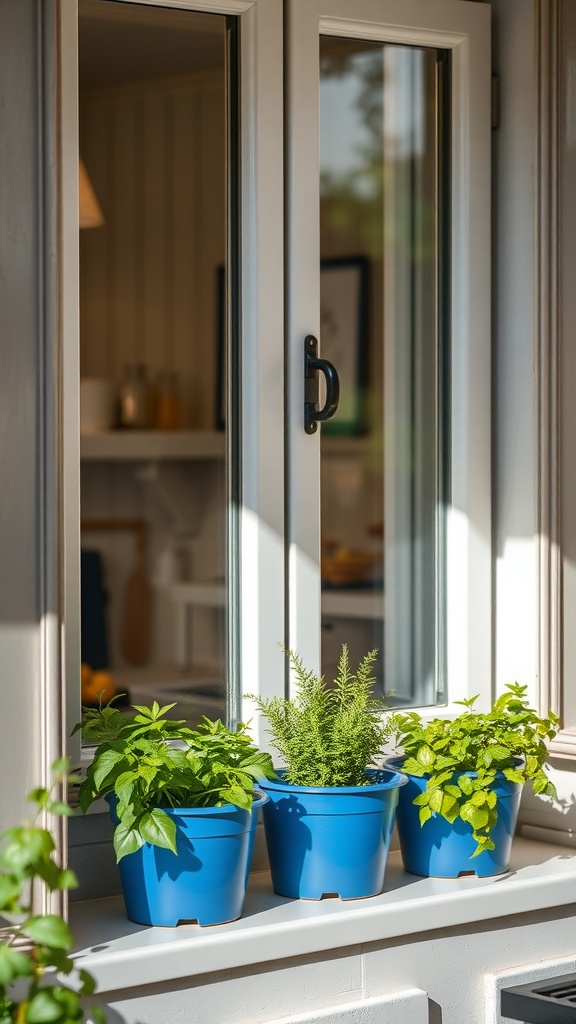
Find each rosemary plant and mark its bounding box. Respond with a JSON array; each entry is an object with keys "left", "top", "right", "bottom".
[{"left": 249, "top": 645, "right": 390, "bottom": 787}]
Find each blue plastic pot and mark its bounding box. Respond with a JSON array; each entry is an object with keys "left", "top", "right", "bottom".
[
  {"left": 386, "top": 756, "right": 523, "bottom": 878},
  {"left": 258, "top": 769, "right": 407, "bottom": 900},
  {"left": 107, "top": 792, "right": 268, "bottom": 927}
]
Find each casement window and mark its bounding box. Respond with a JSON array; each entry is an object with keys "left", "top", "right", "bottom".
[
  {"left": 58, "top": 0, "right": 492, "bottom": 762},
  {"left": 0, "top": 0, "right": 489, "bottom": 802}
]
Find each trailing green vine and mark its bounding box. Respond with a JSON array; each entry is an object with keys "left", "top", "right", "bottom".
[
  {"left": 392, "top": 683, "right": 559, "bottom": 856},
  {"left": 0, "top": 762, "right": 103, "bottom": 1024},
  {"left": 248, "top": 645, "right": 390, "bottom": 787}
]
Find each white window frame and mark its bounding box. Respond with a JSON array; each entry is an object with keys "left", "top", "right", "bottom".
[
  {"left": 63, "top": 0, "right": 491, "bottom": 774},
  {"left": 62, "top": 0, "right": 286, "bottom": 762},
  {"left": 286, "top": 0, "right": 492, "bottom": 712}
]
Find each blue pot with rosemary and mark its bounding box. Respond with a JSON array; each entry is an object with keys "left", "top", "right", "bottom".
[{"left": 249, "top": 645, "right": 406, "bottom": 899}]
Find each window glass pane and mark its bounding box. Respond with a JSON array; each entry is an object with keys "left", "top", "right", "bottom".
[
  {"left": 78, "top": 0, "right": 232, "bottom": 733},
  {"left": 319, "top": 37, "right": 449, "bottom": 707}
]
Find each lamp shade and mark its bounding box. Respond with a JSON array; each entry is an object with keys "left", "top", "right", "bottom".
[{"left": 79, "top": 157, "right": 104, "bottom": 228}]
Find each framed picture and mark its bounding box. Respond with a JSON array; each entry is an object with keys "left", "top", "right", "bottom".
[{"left": 320, "top": 256, "right": 369, "bottom": 436}]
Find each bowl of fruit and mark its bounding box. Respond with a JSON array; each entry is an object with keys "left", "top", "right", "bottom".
[{"left": 321, "top": 548, "right": 375, "bottom": 586}]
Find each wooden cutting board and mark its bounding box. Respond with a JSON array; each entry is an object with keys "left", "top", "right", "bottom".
[{"left": 121, "top": 528, "right": 152, "bottom": 666}]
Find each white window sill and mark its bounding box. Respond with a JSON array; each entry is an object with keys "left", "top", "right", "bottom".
[{"left": 70, "top": 837, "right": 576, "bottom": 994}]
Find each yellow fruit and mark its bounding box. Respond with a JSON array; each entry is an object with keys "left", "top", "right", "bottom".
[{"left": 82, "top": 669, "right": 116, "bottom": 704}]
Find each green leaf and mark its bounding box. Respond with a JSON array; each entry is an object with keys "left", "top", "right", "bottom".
[
  {"left": 417, "top": 746, "right": 435, "bottom": 770},
  {"left": 26, "top": 788, "right": 50, "bottom": 809},
  {"left": 47, "top": 801, "right": 73, "bottom": 818},
  {"left": 502, "top": 768, "right": 524, "bottom": 785},
  {"left": 0, "top": 827, "right": 54, "bottom": 874},
  {"left": 470, "top": 808, "right": 489, "bottom": 830},
  {"left": 113, "top": 821, "right": 144, "bottom": 863},
  {"left": 457, "top": 775, "right": 474, "bottom": 795},
  {"left": 220, "top": 787, "right": 251, "bottom": 810},
  {"left": 57, "top": 869, "right": 79, "bottom": 891},
  {"left": 444, "top": 784, "right": 462, "bottom": 800},
  {"left": 429, "top": 788, "right": 443, "bottom": 814},
  {"left": 91, "top": 1007, "right": 107, "bottom": 1024},
  {"left": 402, "top": 757, "right": 426, "bottom": 776},
  {"left": 412, "top": 793, "right": 430, "bottom": 807},
  {"left": 26, "top": 989, "right": 65, "bottom": 1023},
  {"left": 0, "top": 946, "right": 32, "bottom": 985},
  {"left": 50, "top": 758, "right": 71, "bottom": 776},
  {"left": 23, "top": 914, "right": 73, "bottom": 949},
  {"left": 0, "top": 874, "right": 22, "bottom": 910},
  {"left": 440, "top": 794, "right": 460, "bottom": 823},
  {"left": 419, "top": 806, "right": 432, "bottom": 826},
  {"left": 139, "top": 809, "right": 177, "bottom": 853},
  {"left": 460, "top": 801, "right": 476, "bottom": 824},
  {"left": 485, "top": 745, "right": 510, "bottom": 762},
  {"left": 92, "top": 749, "right": 127, "bottom": 791},
  {"left": 470, "top": 836, "right": 495, "bottom": 858},
  {"left": 78, "top": 969, "right": 96, "bottom": 997}
]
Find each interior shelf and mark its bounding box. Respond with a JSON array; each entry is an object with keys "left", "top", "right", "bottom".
[
  {"left": 170, "top": 581, "right": 384, "bottom": 620},
  {"left": 80, "top": 430, "right": 225, "bottom": 461}
]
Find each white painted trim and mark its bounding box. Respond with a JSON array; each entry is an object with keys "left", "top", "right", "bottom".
[
  {"left": 236, "top": 0, "right": 287, "bottom": 740},
  {"left": 267, "top": 991, "right": 429, "bottom": 1024},
  {"left": 286, "top": 0, "right": 322, "bottom": 677},
  {"left": 70, "top": 837, "right": 576, "bottom": 995},
  {"left": 535, "top": 0, "right": 570, "bottom": 755},
  {"left": 60, "top": 0, "right": 82, "bottom": 770}
]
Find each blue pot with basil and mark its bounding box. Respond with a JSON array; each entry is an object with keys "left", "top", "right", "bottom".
[
  {"left": 387, "top": 684, "right": 559, "bottom": 878},
  {"left": 75, "top": 704, "right": 276, "bottom": 926}
]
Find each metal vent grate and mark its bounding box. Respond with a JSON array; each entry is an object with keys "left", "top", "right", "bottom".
[{"left": 502, "top": 971, "right": 576, "bottom": 1022}]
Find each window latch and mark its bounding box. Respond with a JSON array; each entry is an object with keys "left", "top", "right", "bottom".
[{"left": 304, "top": 335, "right": 340, "bottom": 434}]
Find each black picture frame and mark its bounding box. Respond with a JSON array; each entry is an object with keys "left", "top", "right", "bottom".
[{"left": 320, "top": 255, "right": 369, "bottom": 436}]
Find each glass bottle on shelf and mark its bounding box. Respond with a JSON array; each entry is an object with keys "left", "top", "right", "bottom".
[
  {"left": 118, "top": 364, "right": 151, "bottom": 429},
  {"left": 153, "top": 369, "right": 184, "bottom": 430}
]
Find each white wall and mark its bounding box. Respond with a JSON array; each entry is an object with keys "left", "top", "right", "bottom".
[{"left": 86, "top": 906, "right": 576, "bottom": 1024}]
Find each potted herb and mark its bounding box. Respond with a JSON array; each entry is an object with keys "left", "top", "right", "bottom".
[
  {"left": 0, "top": 761, "right": 104, "bottom": 1024},
  {"left": 387, "top": 684, "right": 559, "bottom": 878},
  {"left": 76, "top": 700, "right": 276, "bottom": 926},
  {"left": 248, "top": 645, "right": 407, "bottom": 900}
]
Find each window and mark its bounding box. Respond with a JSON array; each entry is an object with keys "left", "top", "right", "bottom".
[{"left": 63, "top": 0, "right": 490, "bottom": 763}]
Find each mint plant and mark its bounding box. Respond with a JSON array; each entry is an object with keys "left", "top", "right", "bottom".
[
  {"left": 0, "top": 761, "right": 103, "bottom": 1024},
  {"left": 248, "top": 645, "right": 390, "bottom": 787},
  {"left": 76, "top": 700, "right": 276, "bottom": 862},
  {"left": 392, "top": 683, "right": 559, "bottom": 857}
]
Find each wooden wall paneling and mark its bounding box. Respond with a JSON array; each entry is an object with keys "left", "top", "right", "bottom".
[
  {"left": 199, "top": 80, "right": 226, "bottom": 429},
  {"left": 114, "top": 98, "right": 138, "bottom": 372},
  {"left": 79, "top": 102, "right": 110, "bottom": 378},
  {"left": 143, "top": 90, "right": 168, "bottom": 383},
  {"left": 172, "top": 87, "right": 197, "bottom": 428}
]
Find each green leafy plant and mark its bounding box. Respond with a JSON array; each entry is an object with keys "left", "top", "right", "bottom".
[
  {"left": 76, "top": 700, "right": 276, "bottom": 862},
  {"left": 0, "top": 761, "right": 104, "bottom": 1024},
  {"left": 248, "top": 644, "right": 390, "bottom": 787},
  {"left": 392, "top": 683, "right": 559, "bottom": 857}
]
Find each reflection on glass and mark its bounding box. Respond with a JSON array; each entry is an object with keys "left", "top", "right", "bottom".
[
  {"left": 319, "top": 37, "right": 449, "bottom": 708},
  {"left": 78, "top": 1, "right": 230, "bottom": 734}
]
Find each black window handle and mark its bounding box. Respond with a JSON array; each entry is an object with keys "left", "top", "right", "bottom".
[{"left": 304, "top": 335, "right": 340, "bottom": 434}]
